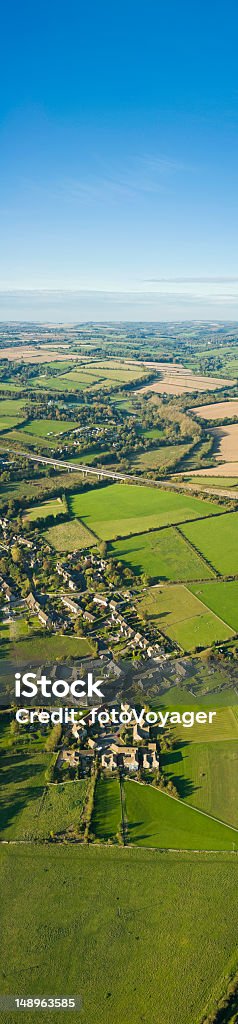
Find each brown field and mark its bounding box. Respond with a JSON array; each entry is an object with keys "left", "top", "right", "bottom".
[
  {"left": 209, "top": 423, "right": 238, "bottom": 462},
  {"left": 181, "top": 462, "right": 238, "bottom": 477},
  {"left": 137, "top": 362, "right": 233, "bottom": 395},
  {"left": 191, "top": 400, "right": 238, "bottom": 420},
  {"left": 0, "top": 346, "right": 79, "bottom": 363}
]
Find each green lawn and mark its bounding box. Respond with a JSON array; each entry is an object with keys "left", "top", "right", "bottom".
[
  {"left": 124, "top": 779, "right": 238, "bottom": 850},
  {"left": 1, "top": 845, "right": 238, "bottom": 1024},
  {"left": 68, "top": 482, "right": 220, "bottom": 541},
  {"left": 44, "top": 517, "right": 95, "bottom": 551},
  {"left": 23, "top": 496, "right": 67, "bottom": 522},
  {"left": 189, "top": 581, "right": 238, "bottom": 632},
  {"left": 161, "top": 740, "right": 238, "bottom": 828},
  {"left": 181, "top": 512, "right": 238, "bottom": 575},
  {"left": 136, "top": 583, "right": 234, "bottom": 649},
  {"left": 92, "top": 776, "right": 121, "bottom": 839},
  {"left": 110, "top": 528, "right": 215, "bottom": 581}
]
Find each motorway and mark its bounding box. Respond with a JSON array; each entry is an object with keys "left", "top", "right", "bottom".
[{"left": 2, "top": 446, "right": 238, "bottom": 500}]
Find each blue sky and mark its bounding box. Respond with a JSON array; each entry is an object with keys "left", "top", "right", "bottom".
[{"left": 1, "top": 0, "right": 238, "bottom": 320}]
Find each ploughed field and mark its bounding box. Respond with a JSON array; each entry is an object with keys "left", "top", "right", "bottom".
[
  {"left": 191, "top": 400, "right": 238, "bottom": 420},
  {"left": 1, "top": 845, "right": 238, "bottom": 1024}
]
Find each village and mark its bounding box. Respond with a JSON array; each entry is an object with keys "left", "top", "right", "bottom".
[
  {"left": 0, "top": 514, "right": 171, "bottom": 663},
  {"left": 56, "top": 704, "right": 160, "bottom": 779}
]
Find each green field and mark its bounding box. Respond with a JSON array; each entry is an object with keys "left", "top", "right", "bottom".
[
  {"left": 181, "top": 512, "right": 238, "bottom": 575},
  {"left": 23, "top": 496, "right": 67, "bottom": 522},
  {"left": 1, "top": 846, "right": 238, "bottom": 1024},
  {"left": 0, "top": 746, "right": 50, "bottom": 840},
  {"left": 92, "top": 776, "right": 121, "bottom": 840},
  {"left": 69, "top": 482, "right": 220, "bottom": 541},
  {"left": 34, "top": 372, "right": 97, "bottom": 391},
  {"left": 124, "top": 779, "right": 238, "bottom": 850},
  {"left": 0, "top": 634, "right": 96, "bottom": 665},
  {"left": 0, "top": 718, "right": 89, "bottom": 840},
  {"left": 161, "top": 740, "right": 238, "bottom": 828},
  {"left": 110, "top": 528, "right": 215, "bottom": 582},
  {"left": 187, "top": 476, "right": 238, "bottom": 488},
  {"left": 130, "top": 443, "right": 189, "bottom": 472},
  {"left": 22, "top": 418, "right": 80, "bottom": 436},
  {"left": 189, "top": 580, "right": 238, "bottom": 632},
  {"left": 0, "top": 415, "right": 27, "bottom": 432},
  {"left": 136, "top": 583, "right": 234, "bottom": 649},
  {"left": 0, "top": 398, "right": 26, "bottom": 415},
  {"left": 21, "top": 781, "right": 89, "bottom": 839},
  {"left": 44, "top": 517, "right": 95, "bottom": 551}
]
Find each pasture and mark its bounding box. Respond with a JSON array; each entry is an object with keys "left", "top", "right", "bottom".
[
  {"left": 136, "top": 583, "right": 233, "bottom": 649},
  {"left": 181, "top": 512, "right": 238, "bottom": 575},
  {"left": 161, "top": 740, "right": 238, "bottom": 828},
  {"left": 22, "top": 418, "right": 80, "bottom": 436},
  {"left": 111, "top": 528, "right": 215, "bottom": 582},
  {"left": 1, "top": 846, "right": 238, "bottom": 1024},
  {"left": 24, "top": 781, "right": 89, "bottom": 839},
  {"left": 130, "top": 443, "right": 189, "bottom": 471},
  {"left": 124, "top": 779, "right": 238, "bottom": 850},
  {"left": 0, "top": 398, "right": 26, "bottom": 415},
  {"left": 23, "top": 496, "right": 67, "bottom": 522},
  {"left": 187, "top": 475, "right": 238, "bottom": 488},
  {"left": 0, "top": 415, "right": 27, "bottom": 432},
  {"left": 0, "top": 745, "right": 50, "bottom": 840},
  {"left": 189, "top": 581, "right": 238, "bottom": 632},
  {"left": 44, "top": 517, "right": 95, "bottom": 551},
  {"left": 69, "top": 482, "right": 220, "bottom": 541},
  {"left": 2, "top": 634, "right": 96, "bottom": 666},
  {"left": 92, "top": 776, "right": 121, "bottom": 840}
]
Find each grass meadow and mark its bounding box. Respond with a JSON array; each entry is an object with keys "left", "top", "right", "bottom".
[
  {"left": 22, "top": 418, "right": 80, "bottom": 436},
  {"left": 68, "top": 482, "right": 220, "bottom": 541},
  {"left": 161, "top": 740, "right": 238, "bottom": 828},
  {"left": 181, "top": 512, "right": 238, "bottom": 575},
  {"left": 110, "top": 528, "right": 215, "bottom": 581},
  {"left": 0, "top": 633, "right": 96, "bottom": 665},
  {"left": 189, "top": 580, "right": 238, "bottom": 632},
  {"left": 92, "top": 776, "right": 121, "bottom": 840},
  {"left": 1, "top": 845, "right": 238, "bottom": 1024},
  {"left": 44, "top": 517, "right": 96, "bottom": 551},
  {"left": 124, "top": 779, "right": 238, "bottom": 850},
  {"left": 23, "top": 496, "right": 67, "bottom": 522},
  {"left": 136, "top": 583, "right": 234, "bottom": 649}
]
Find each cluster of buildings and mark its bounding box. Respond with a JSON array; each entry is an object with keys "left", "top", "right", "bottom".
[{"left": 58, "top": 714, "right": 160, "bottom": 777}]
